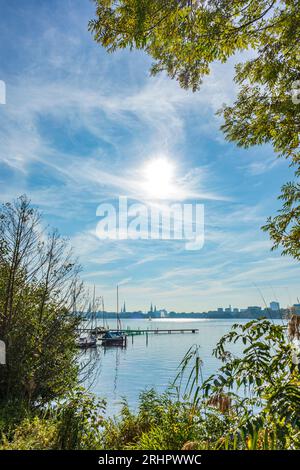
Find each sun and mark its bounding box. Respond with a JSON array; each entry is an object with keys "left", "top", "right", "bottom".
[{"left": 141, "top": 157, "right": 176, "bottom": 199}]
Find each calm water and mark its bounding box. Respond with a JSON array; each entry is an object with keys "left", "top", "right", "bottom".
[{"left": 81, "top": 318, "right": 282, "bottom": 416}]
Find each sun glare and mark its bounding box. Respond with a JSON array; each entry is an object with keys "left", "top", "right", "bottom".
[{"left": 141, "top": 157, "right": 176, "bottom": 199}]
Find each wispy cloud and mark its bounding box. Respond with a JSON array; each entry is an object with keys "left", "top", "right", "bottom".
[{"left": 0, "top": 0, "right": 297, "bottom": 312}]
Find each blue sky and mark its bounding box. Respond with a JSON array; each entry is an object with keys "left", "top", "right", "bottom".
[{"left": 0, "top": 0, "right": 299, "bottom": 312}]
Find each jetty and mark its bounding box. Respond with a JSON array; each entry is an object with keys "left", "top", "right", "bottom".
[
  {"left": 78, "top": 327, "right": 199, "bottom": 336},
  {"left": 115, "top": 328, "right": 198, "bottom": 336}
]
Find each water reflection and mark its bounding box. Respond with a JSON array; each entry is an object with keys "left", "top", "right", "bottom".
[{"left": 79, "top": 318, "right": 282, "bottom": 416}]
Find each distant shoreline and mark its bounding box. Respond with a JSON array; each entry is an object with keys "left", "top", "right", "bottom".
[{"left": 82, "top": 309, "right": 286, "bottom": 321}]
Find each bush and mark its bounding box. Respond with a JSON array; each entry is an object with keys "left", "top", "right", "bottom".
[
  {"left": 54, "top": 388, "right": 106, "bottom": 450},
  {"left": 2, "top": 318, "right": 300, "bottom": 450},
  {"left": 100, "top": 389, "right": 226, "bottom": 450},
  {"left": 0, "top": 416, "right": 57, "bottom": 450}
]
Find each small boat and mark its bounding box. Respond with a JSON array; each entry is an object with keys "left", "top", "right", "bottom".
[
  {"left": 101, "top": 286, "right": 127, "bottom": 347},
  {"left": 90, "top": 326, "right": 108, "bottom": 337},
  {"left": 101, "top": 330, "right": 126, "bottom": 346},
  {"left": 76, "top": 334, "right": 97, "bottom": 349}
]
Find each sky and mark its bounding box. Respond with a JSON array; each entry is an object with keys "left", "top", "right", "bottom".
[{"left": 0, "top": 0, "right": 299, "bottom": 312}]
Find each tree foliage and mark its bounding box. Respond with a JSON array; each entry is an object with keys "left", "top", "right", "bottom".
[
  {"left": 262, "top": 170, "right": 300, "bottom": 260},
  {"left": 0, "top": 196, "right": 83, "bottom": 404},
  {"left": 89, "top": 1, "right": 298, "bottom": 93},
  {"left": 182, "top": 318, "right": 300, "bottom": 449}
]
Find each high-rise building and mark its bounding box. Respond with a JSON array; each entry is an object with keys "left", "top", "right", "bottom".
[
  {"left": 247, "top": 306, "right": 262, "bottom": 314},
  {"left": 293, "top": 304, "right": 300, "bottom": 315},
  {"left": 270, "top": 301, "right": 280, "bottom": 311}
]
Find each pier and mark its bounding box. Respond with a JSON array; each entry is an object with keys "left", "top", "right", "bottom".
[
  {"left": 78, "top": 327, "right": 199, "bottom": 336},
  {"left": 113, "top": 328, "right": 198, "bottom": 336}
]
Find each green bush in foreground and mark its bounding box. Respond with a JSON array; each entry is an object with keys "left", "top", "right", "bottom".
[
  {"left": 0, "top": 417, "right": 57, "bottom": 450},
  {"left": 1, "top": 319, "right": 300, "bottom": 450}
]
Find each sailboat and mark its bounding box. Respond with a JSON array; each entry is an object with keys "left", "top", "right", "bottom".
[
  {"left": 101, "top": 285, "right": 126, "bottom": 346},
  {"left": 76, "top": 286, "right": 97, "bottom": 349},
  {"left": 101, "top": 296, "right": 109, "bottom": 331},
  {"left": 76, "top": 334, "right": 97, "bottom": 348},
  {"left": 90, "top": 296, "right": 108, "bottom": 337}
]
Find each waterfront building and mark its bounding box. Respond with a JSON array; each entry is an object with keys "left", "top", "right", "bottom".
[
  {"left": 158, "top": 309, "right": 168, "bottom": 318},
  {"left": 270, "top": 301, "right": 280, "bottom": 311},
  {"left": 247, "top": 306, "right": 262, "bottom": 316},
  {"left": 293, "top": 304, "right": 300, "bottom": 315}
]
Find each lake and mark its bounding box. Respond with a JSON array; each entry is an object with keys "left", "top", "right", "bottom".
[{"left": 81, "top": 318, "right": 283, "bottom": 416}]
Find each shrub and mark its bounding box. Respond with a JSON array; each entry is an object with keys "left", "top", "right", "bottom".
[
  {"left": 0, "top": 416, "right": 57, "bottom": 450},
  {"left": 55, "top": 388, "right": 106, "bottom": 450}
]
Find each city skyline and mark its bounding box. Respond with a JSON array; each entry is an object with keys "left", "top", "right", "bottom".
[{"left": 95, "top": 300, "right": 288, "bottom": 314}]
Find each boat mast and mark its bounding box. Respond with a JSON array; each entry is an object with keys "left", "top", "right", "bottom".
[
  {"left": 116, "top": 285, "right": 122, "bottom": 331},
  {"left": 102, "top": 296, "right": 107, "bottom": 329},
  {"left": 92, "top": 285, "right": 96, "bottom": 331}
]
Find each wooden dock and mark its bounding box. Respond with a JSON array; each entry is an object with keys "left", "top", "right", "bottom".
[
  {"left": 78, "top": 327, "right": 199, "bottom": 336},
  {"left": 114, "top": 328, "right": 198, "bottom": 336}
]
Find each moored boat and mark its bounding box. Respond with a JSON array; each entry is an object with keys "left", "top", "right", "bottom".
[
  {"left": 76, "top": 334, "right": 97, "bottom": 348},
  {"left": 100, "top": 330, "right": 126, "bottom": 346},
  {"left": 100, "top": 285, "right": 127, "bottom": 347}
]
